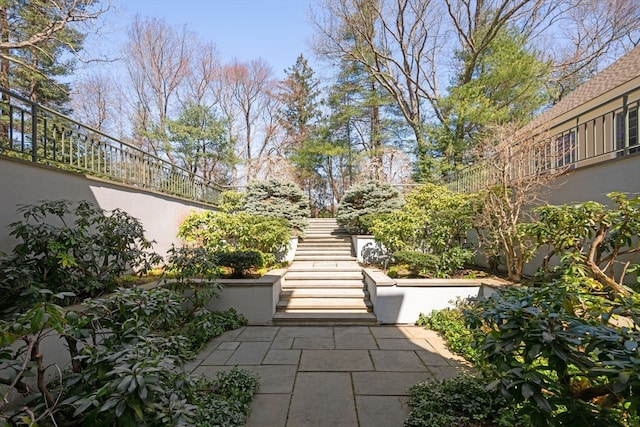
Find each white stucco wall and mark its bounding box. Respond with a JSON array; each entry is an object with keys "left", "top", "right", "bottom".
[{"left": 0, "top": 157, "right": 214, "bottom": 258}]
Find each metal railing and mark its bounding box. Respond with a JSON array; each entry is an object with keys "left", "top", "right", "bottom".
[
  {"left": 0, "top": 87, "right": 226, "bottom": 205},
  {"left": 446, "top": 101, "right": 640, "bottom": 193}
]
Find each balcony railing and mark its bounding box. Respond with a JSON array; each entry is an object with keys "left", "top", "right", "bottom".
[
  {"left": 0, "top": 87, "right": 226, "bottom": 205},
  {"left": 446, "top": 101, "right": 640, "bottom": 193}
]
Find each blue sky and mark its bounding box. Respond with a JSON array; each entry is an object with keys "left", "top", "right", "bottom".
[{"left": 105, "top": 0, "right": 317, "bottom": 78}]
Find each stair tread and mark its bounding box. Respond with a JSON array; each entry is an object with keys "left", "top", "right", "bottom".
[{"left": 281, "top": 289, "right": 367, "bottom": 297}]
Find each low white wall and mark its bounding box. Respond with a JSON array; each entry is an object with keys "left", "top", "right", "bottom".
[
  {"left": 352, "top": 236, "right": 387, "bottom": 264},
  {"left": 363, "top": 268, "right": 507, "bottom": 324},
  {"left": 207, "top": 269, "right": 285, "bottom": 325}
]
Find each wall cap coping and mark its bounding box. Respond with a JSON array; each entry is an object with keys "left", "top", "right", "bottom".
[{"left": 362, "top": 268, "right": 396, "bottom": 286}]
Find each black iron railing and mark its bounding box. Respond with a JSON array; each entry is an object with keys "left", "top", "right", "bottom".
[{"left": 0, "top": 87, "right": 226, "bottom": 204}]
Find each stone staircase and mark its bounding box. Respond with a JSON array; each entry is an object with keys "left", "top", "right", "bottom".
[{"left": 273, "top": 218, "right": 377, "bottom": 325}]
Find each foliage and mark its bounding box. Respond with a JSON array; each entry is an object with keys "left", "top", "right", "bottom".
[
  {"left": 165, "top": 102, "right": 234, "bottom": 182},
  {"left": 464, "top": 281, "right": 640, "bottom": 426},
  {"left": 405, "top": 375, "right": 527, "bottom": 427},
  {"left": 0, "top": 286, "right": 252, "bottom": 426},
  {"left": 218, "top": 190, "right": 246, "bottom": 214},
  {"left": 525, "top": 192, "right": 640, "bottom": 295},
  {"left": 0, "top": 200, "right": 162, "bottom": 315},
  {"left": 189, "top": 369, "right": 259, "bottom": 427},
  {"left": 214, "top": 250, "right": 265, "bottom": 278},
  {"left": 276, "top": 54, "right": 322, "bottom": 152},
  {"left": 370, "top": 184, "right": 476, "bottom": 277},
  {"left": 0, "top": 1, "right": 104, "bottom": 106},
  {"left": 243, "top": 179, "right": 310, "bottom": 235},
  {"left": 416, "top": 306, "right": 479, "bottom": 363},
  {"left": 426, "top": 27, "right": 551, "bottom": 177},
  {"left": 178, "top": 210, "right": 291, "bottom": 269},
  {"left": 336, "top": 180, "right": 402, "bottom": 234}
]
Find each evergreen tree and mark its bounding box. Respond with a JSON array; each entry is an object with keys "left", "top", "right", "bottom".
[
  {"left": 276, "top": 54, "right": 321, "bottom": 155},
  {"left": 0, "top": 0, "right": 98, "bottom": 105},
  {"left": 423, "top": 26, "right": 551, "bottom": 179},
  {"left": 166, "top": 103, "right": 235, "bottom": 183}
]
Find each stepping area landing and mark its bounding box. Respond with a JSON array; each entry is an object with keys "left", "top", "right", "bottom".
[{"left": 187, "top": 325, "right": 472, "bottom": 427}]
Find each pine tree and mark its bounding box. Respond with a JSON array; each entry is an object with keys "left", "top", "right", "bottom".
[{"left": 0, "top": 0, "right": 100, "bottom": 106}]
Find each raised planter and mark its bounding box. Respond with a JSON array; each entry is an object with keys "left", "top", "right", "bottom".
[
  {"left": 206, "top": 269, "right": 285, "bottom": 325},
  {"left": 363, "top": 268, "right": 507, "bottom": 324},
  {"left": 351, "top": 235, "right": 387, "bottom": 264}
]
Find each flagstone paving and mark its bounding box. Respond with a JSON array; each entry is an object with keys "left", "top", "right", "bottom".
[{"left": 187, "top": 325, "right": 472, "bottom": 427}]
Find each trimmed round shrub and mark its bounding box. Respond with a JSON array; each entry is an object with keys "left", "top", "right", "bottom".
[
  {"left": 243, "top": 179, "right": 310, "bottom": 235},
  {"left": 336, "top": 180, "right": 403, "bottom": 234}
]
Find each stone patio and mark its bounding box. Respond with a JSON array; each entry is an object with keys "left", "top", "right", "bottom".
[{"left": 187, "top": 325, "right": 472, "bottom": 427}]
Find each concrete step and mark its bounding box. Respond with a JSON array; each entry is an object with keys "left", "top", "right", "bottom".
[
  {"left": 277, "top": 297, "right": 372, "bottom": 310},
  {"left": 280, "top": 288, "right": 368, "bottom": 298},
  {"left": 287, "top": 263, "right": 362, "bottom": 272},
  {"left": 295, "top": 250, "right": 352, "bottom": 256},
  {"left": 298, "top": 241, "right": 350, "bottom": 246},
  {"left": 283, "top": 279, "right": 364, "bottom": 288},
  {"left": 272, "top": 312, "right": 377, "bottom": 326},
  {"left": 285, "top": 271, "right": 363, "bottom": 281},
  {"left": 302, "top": 236, "right": 349, "bottom": 241},
  {"left": 295, "top": 255, "right": 356, "bottom": 261}
]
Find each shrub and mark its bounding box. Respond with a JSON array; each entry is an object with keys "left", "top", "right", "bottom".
[
  {"left": 416, "top": 306, "right": 479, "bottom": 362},
  {"left": 178, "top": 211, "right": 291, "bottom": 268},
  {"left": 0, "top": 200, "right": 162, "bottom": 315},
  {"left": 0, "top": 286, "right": 253, "bottom": 425},
  {"left": 336, "top": 180, "right": 403, "bottom": 234},
  {"left": 214, "top": 250, "right": 265, "bottom": 278},
  {"left": 243, "top": 179, "right": 310, "bottom": 235},
  {"left": 464, "top": 280, "right": 640, "bottom": 426},
  {"left": 524, "top": 192, "right": 640, "bottom": 295},
  {"left": 371, "top": 184, "right": 476, "bottom": 277},
  {"left": 218, "top": 190, "right": 245, "bottom": 214},
  {"left": 405, "top": 375, "right": 527, "bottom": 427}
]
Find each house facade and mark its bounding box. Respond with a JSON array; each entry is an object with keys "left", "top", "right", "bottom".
[{"left": 449, "top": 44, "right": 640, "bottom": 205}]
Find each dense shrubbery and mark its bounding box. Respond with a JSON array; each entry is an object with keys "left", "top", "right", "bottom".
[
  {"left": 0, "top": 199, "right": 258, "bottom": 425},
  {"left": 0, "top": 286, "right": 254, "bottom": 426},
  {"left": 243, "top": 179, "right": 310, "bottom": 235},
  {"left": 0, "top": 200, "right": 162, "bottom": 314},
  {"left": 336, "top": 180, "right": 403, "bottom": 234},
  {"left": 370, "top": 184, "right": 477, "bottom": 277},
  {"left": 410, "top": 192, "right": 640, "bottom": 426},
  {"left": 405, "top": 375, "right": 528, "bottom": 427},
  {"left": 178, "top": 210, "right": 291, "bottom": 275}
]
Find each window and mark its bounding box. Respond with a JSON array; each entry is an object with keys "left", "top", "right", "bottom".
[
  {"left": 616, "top": 110, "right": 625, "bottom": 153},
  {"left": 615, "top": 107, "right": 639, "bottom": 154},
  {"left": 556, "top": 132, "right": 576, "bottom": 168},
  {"left": 630, "top": 108, "right": 638, "bottom": 153}
]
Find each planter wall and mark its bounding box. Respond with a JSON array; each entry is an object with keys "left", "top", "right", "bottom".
[
  {"left": 206, "top": 269, "right": 285, "bottom": 325},
  {"left": 351, "top": 235, "right": 387, "bottom": 265},
  {"left": 363, "top": 268, "right": 506, "bottom": 324}
]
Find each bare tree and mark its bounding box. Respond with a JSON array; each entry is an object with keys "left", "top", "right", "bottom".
[
  {"left": 470, "top": 124, "right": 569, "bottom": 281},
  {"left": 123, "top": 16, "right": 195, "bottom": 160},
  {"left": 220, "top": 59, "right": 275, "bottom": 182},
  {"left": 182, "top": 41, "right": 221, "bottom": 108},
  {"left": 547, "top": 0, "right": 640, "bottom": 100},
  {"left": 312, "top": 0, "right": 640, "bottom": 178},
  {"left": 313, "top": 0, "right": 441, "bottom": 155},
  {"left": 70, "top": 71, "right": 126, "bottom": 134}
]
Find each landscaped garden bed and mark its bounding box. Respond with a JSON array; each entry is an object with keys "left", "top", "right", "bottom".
[
  {"left": 336, "top": 182, "right": 640, "bottom": 425},
  {"left": 0, "top": 199, "right": 267, "bottom": 425}
]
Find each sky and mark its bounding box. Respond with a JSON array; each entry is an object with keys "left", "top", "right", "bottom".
[{"left": 96, "top": 0, "right": 319, "bottom": 78}]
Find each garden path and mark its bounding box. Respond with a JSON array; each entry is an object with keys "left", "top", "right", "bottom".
[{"left": 187, "top": 325, "right": 472, "bottom": 427}]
